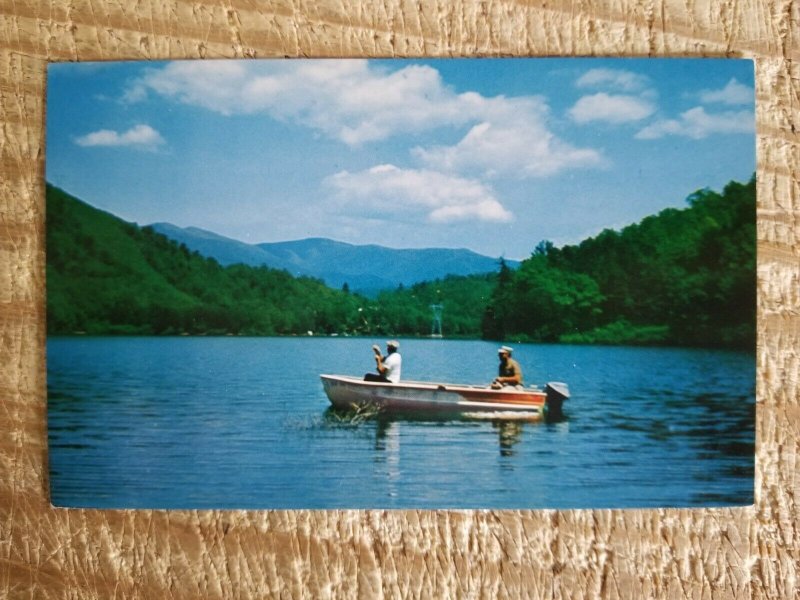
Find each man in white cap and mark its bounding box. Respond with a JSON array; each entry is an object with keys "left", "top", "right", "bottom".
[
  {"left": 364, "top": 340, "right": 402, "bottom": 383},
  {"left": 492, "top": 345, "right": 523, "bottom": 389}
]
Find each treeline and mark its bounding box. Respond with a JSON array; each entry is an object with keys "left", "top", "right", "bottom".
[
  {"left": 368, "top": 274, "right": 497, "bottom": 337},
  {"left": 478, "top": 176, "right": 756, "bottom": 349},
  {"left": 47, "top": 176, "right": 755, "bottom": 349},
  {"left": 46, "top": 185, "right": 369, "bottom": 336}
]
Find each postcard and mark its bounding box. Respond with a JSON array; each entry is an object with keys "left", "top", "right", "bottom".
[{"left": 46, "top": 58, "right": 755, "bottom": 509}]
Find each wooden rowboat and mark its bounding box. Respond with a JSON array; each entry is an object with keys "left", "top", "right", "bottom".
[{"left": 320, "top": 374, "right": 569, "bottom": 418}]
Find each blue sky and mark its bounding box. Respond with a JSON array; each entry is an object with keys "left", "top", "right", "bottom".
[{"left": 46, "top": 58, "right": 754, "bottom": 259}]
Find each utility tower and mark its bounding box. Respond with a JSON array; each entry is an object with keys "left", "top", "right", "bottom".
[{"left": 430, "top": 304, "right": 443, "bottom": 338}]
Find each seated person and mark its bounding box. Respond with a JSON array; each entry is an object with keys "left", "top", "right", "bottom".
[
  {"left": 491, "top": 346, "right": 523, "bottom": 389},
  {"left": 364, "top": 340, "right": 402, "bottom": 383}
]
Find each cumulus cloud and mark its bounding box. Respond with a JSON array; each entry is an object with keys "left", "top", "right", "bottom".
[
  {"left": 411, "top": 94, "right": 603, "bottom": 178},
  {"left": 699, "top": 78, "right": 754, "bottom": 105},
  {"left": 635, "top": 106, "right": 754, "bottom": 139},
  {"left": 130, "top": 61, "right": 602, "bottom": 177},
  {"left": 576, "top": 68, "right": 650, "bottom": 92},
  {"left": 75, "top": 124, "right": 164, "bottom": 149},
  {"left": 131, "top": 60, "right": 476, "bottom": 145},
  {"left": 569, "top": 93, "right": 655, "bottom": 124},
  {"left": 325, "top": 164, "right": 512, "bottom": 223},
  {"left": 414, "top": 119, "right": 602, "bottom": 178}
]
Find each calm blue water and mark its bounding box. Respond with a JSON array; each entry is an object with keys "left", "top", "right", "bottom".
[{"left": 47, "top": 337, "right": 755, "bottom": 509}]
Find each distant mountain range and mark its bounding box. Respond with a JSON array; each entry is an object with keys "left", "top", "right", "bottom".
[{"left": 149, "top": 223, "right": 518, "bottom": 294}]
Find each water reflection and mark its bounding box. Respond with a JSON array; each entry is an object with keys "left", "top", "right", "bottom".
[
  {"left": 374, "top": 418, "right": 394, "bottom": 450},
  {"left": 328, "top": 408, "right": 544, "bottom": 457},
  {"left": 494, "top": 421, "right": 523, "bottom": 456},
  {"left": 374, "top": 420, "right": 400, "bottom": 499},
  {"left": 48, "top": 337, "right": 755, "bottom": 509}
]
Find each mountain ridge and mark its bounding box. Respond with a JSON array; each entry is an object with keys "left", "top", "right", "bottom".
[
  {"left": 149, "top": 223, "right": 518, "bottom": 293},
  {"left": 46, "top": 185, "right": 370, "bottom": 336}
]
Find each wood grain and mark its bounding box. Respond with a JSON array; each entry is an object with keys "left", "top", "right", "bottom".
[{"left": 1, "top": 1, "right": 797, "bottom": 597}]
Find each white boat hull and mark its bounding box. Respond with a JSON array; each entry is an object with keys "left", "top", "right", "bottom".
[{"left": 321, "top": 375, "right": 568, "bottom": 417}]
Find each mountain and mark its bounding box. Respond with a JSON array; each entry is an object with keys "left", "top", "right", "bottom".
[
  {"left": 46, "top": 176, "right": 754, "bottom": 346},
  {"left": 256, "top": 238, "right": 516, "bottom": 292},
  {"left": 148, "top": 222, "right": 299, "bottom": 273},
  {"left": 46, "top": 185, "right": 367, "bottom": 336},
  {"left": 149, "top": 224, "right": 518, "bottom": 293}
]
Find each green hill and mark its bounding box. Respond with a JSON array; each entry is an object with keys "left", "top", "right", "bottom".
[
  {"left": 480, "top": 176, "right": 756, "bottom": 349},
  {"left": 368, "top": 273, "right": 497, "bottom": 337},
  {"left": 47, "top": 176, "right": 755, "bottom": 349},
  {"left": 46, "top": 185, "right": 366, "bottom": 336}
]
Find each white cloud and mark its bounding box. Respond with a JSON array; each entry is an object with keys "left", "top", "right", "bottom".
[
  {"left": 576, "top": 68, "right": 650, "bottom": 92},
  {"left": 131, "top": 61, "right": 602, "bottom": 178},
  {"left": 133, "top": 60, "right": 474, "bottom": 145},
  {"left": 325, "top": 164, "right": 512, "bottom": 223},
  {"left": 120, "top": 83, "right": 148, "bottom": 104},
  {"left": 569, "top": 93, "right": 655, "bottom": 124},
  {"left": 414, "top": 119, "right": 602, "bottom": 178},
  {"left": 411, "top": 94, "right": 603, "bottom": 178},
  {"left": 699, "top": 78, "right": 753, "bottom": 105},
  {"left": 635, "top": 106, "right": 754, "bottom": 139},
  {"left": 74, "top": 124, "right": 165, "bottom": 149}
]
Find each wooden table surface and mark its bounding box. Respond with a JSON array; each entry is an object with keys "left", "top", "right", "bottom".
[{"left": 1, "top": 1, "right": 798, "bottom": 598}]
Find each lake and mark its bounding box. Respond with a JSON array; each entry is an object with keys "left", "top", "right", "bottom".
[{"left": 47, "top": 337, "right": 755, "bottom": 509}]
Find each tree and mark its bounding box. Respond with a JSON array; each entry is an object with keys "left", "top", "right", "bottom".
[
  {"left": 481, "top": 258, "right": 514, "bottom": 340},
  {"left": 503, "top": 256, "right": 603, "bottom": 341}
]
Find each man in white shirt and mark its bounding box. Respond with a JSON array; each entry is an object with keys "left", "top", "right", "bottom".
[{"left": 364, "top": 340, "right": 402, "bottom": 383}]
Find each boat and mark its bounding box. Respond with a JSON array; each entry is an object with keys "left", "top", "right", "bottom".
[{"left": 320, "top": 374, "right": 569, "bottom": 419}]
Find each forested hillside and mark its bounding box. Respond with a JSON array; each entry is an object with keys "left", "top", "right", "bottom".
[
  {"left": 369, "top": 274, "right": 497, "bottom": 337},
  {"left": 150, "top": 222, "right": 518, "bottom": 295},
  {"left": 46, "top": 185, "right": 367, "bottom": 336},
  {"left": 480, "top": 176, "right": 756, "bottom": 348},
  {"left": 47, "top": 176, "right": 755, "bottom": 349}
]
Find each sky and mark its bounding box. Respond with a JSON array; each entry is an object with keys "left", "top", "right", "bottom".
[{"left": 46, "top": 58, "right": 755, "bottom": 259}]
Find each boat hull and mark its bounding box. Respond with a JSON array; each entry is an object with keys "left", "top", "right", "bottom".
[{"left": 321, "top": 374, "right": 552, "bottom": 416}]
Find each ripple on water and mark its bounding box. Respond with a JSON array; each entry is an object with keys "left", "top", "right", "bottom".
[{"left": 47, "top": 337, "right": 755, "bottom": 509}]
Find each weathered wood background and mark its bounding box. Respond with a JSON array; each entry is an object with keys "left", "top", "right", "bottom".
[{"left": 1, "top": 0, "right": 797, "bottom": 598}]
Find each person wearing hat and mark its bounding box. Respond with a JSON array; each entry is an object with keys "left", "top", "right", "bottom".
[
  {"left": 492, "top": 345, "right": 523, "bottom": 389},
  {"left": 364, "top": 340, "right": 402, "bottom": 383}
]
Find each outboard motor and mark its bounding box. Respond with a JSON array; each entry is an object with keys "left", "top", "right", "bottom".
[{"left": 545, "top": 382, "right": 570, "bottom": 418}]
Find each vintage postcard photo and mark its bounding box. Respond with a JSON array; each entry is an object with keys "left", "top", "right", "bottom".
[{"left": 46, "top": 58, "right": 755, "bottom": 509}]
